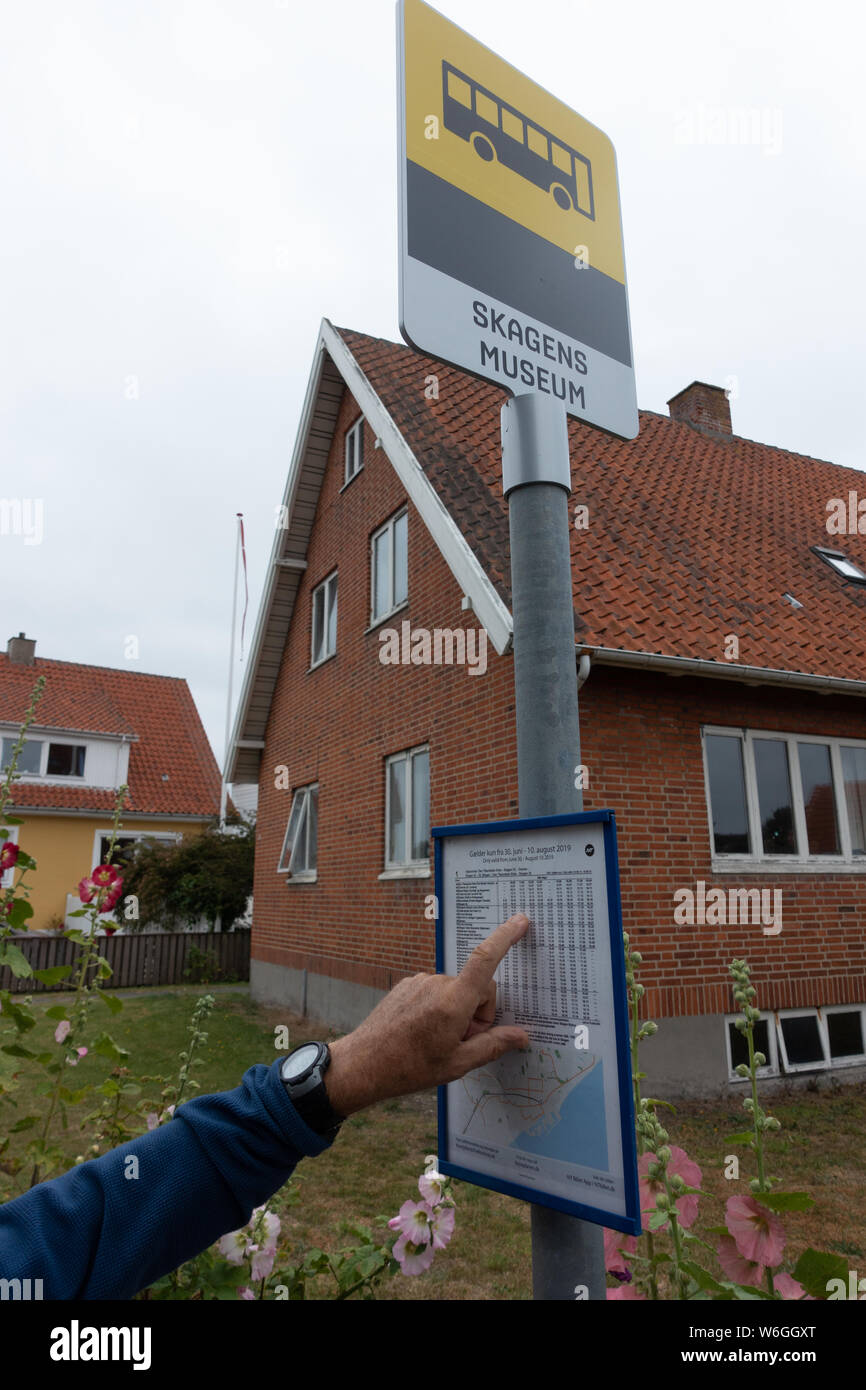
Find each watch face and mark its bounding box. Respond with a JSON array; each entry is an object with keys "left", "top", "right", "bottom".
[{"left": 282, "top": 1043, "right": 321, "bottom": 1083}]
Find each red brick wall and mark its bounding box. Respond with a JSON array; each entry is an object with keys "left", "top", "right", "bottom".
[{"left": 253, "top": 387, "right": 866, "bottom": 1020}]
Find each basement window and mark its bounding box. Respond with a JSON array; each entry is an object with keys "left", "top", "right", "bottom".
[
  {"left": 725, "top": 1015, "right": 779, "bottom": 1082},
  {"left": 812, "top": 546, "right": 866, "bottom": 584},
  {"left": 823, "top": 1005, "right": 866, "bottom": 1066},
  {"left": 776, "top": 1010, "right": 826, "bottom": 1072},
  {"left": 278, "top": 784, "right": 318, "bottom": 881}
]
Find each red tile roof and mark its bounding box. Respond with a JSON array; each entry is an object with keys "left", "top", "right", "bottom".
[
  {"left": 337, "top": 327, "right": 866, "bottom": 683},
  {"left": 0, "top": 655, "right": 221, "bottom": 817}
]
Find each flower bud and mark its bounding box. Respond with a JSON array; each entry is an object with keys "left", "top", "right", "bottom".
[
  {"left": 655, "top": 1193, "right": 669, "bottom": 1210},
  {"left": 735, "top": 1063, "right": 749, "bottom": 1078},
  {"left": 631, "top": 952, "right": 643, "bottom": 964},
  {"left": 764, "top": 1116, "right": 781, "bottom": 1131},
  {"left": 658, "top": 1146, "right": 672, "bottom": 1165},
  {"left": 754, "top": 1052, "right": 766, "bottom": 1067}
]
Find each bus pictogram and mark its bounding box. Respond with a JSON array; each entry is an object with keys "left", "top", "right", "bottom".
[{"left": 441, "top": 60, "right": 595, "bottom": 220}]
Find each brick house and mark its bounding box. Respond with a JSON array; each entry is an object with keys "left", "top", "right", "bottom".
[
  {"left": 227, "top": 319, "right": 866, "bottom": 1096},
  {"left": 1, "top": 636, "right": 222, "bottom": 930}
]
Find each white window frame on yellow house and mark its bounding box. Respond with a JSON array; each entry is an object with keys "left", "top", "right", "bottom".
[
  {"left": 0, "top": 733, "right": 88, "bottom": 781},
  {"left": 91, "top": 829, "right": 182, "bottom": 871}
]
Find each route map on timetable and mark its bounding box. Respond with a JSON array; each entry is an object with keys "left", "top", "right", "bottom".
[{"left": 437, "top": 818, "right": 634, "bottom": 1225}]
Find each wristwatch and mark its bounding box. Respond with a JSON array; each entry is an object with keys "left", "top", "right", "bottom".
[{"left": 279, "top": 1042, "right": 344, "bottom": 1140}]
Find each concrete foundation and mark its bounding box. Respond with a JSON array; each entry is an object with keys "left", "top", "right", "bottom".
[{"left": 252, "top": 959, "right": 866, "bottom": 1100}]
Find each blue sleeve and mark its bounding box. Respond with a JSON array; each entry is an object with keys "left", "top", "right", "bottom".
[{"left": 0, "top": 1057, "right": 334, "bottom": 1300}]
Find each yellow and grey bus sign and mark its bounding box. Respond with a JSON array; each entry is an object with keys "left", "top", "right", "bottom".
[{"left": 397, "top": 0, "right": 638, "bottom": 439}]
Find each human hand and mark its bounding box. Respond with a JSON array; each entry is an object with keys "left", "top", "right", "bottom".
[{"left": 324, "top": 914, "right": 531, "bottom": 1117}]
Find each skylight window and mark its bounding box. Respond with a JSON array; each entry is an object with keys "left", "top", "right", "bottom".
[{"left": 813, "top": 547, "right": 866, "bottom": 584}]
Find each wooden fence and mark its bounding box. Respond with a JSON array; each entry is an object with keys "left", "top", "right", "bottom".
[{"left": 0, "top": 931, "right": 250, "bottom": 993}]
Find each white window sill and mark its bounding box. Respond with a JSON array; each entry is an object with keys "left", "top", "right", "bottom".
[
  {"left": 309, "top": 651, "right": 337, "bottom": 674},
  {"left": 340, "top": 466, "right": 364, "bottom": 493},
  {"left": 284, "top": 873, "right": 317, "bottom": 885},
  {"left": 711, "top": 858, "right": 866, "bottom": 875},
  {"left": 365, "top": 600, "right": 409, "bottom": 635},
  {"left": 378, "top": 865, "right": 431, "bottom": 880}
]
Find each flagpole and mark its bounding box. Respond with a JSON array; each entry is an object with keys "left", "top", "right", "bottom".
[{"left": 220, "top": 513, "right": 243, "bottom": 828}]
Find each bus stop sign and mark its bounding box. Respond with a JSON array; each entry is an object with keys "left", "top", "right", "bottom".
[{"left": 397, "top": 0, "right": 638, "bottom": 439}]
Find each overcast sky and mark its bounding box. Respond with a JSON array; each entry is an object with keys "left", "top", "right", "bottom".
[{"left": 2, "top": 0, "right": 864, "bottom": 778}]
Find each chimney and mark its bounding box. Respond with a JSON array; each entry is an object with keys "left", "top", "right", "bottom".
[
  {"left": 7, "top": 633, "right": 36, "bottom": 666},
  {"left": 667, "top": 381, "right": 732, "bottom": 437}
]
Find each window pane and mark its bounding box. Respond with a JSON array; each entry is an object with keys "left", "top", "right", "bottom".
[
  {"left": 306, "top": 787, "right": 318, "bottom": 871},
  {"left": 2, "top": 737, "right": 41, "bottom": 774},
  {"left": 388, "top": 759, "right": 406, "bottom": 864},
  {"left": 728, "top": 1017, "right": 771, "bottom": 1071},
  {"left": 841, "top": 746, "right": 866, "bottom": 854},
  {"left": 374, "top": 529, "right": 391, "bottom": 619},
  {"left": 798, "top": 743, "right": 839, "bottom": 854},
  {"left": 327, "top": 578, "right": 337, "bottom": 655},
  {"left": 826, "top": 1011, "right": 864, "bottom": 1059},
  {"left": 47, "top": 744, "right": 85, "bottom": 776},
  {"left": 705, "top": 735, "right": 750, "bottom": 854},
  {"left": 312, "top": 586, "right": 324, "bottom": 663},
  {"left": 411, "top": 750, "right": 430, "bottom": 861},
  {"left": 289, "top": 795, "right": 309, "bottom": 874},
  {"left": 281, "top": 793, "right": 305, "bottom": 870},
  {"left": 754, "top": 739, "right": 797, "bottom": 854},
  {"left": 355, "top": 424, "right": 364, "bottom": 473},
  {"left": 779, "top": 1014, "right": 824, "bottom": 1066},
  {"left": 393, "top": 512, "right": 408, "bottom": 606}
]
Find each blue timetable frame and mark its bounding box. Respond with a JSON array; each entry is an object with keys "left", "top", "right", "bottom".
[{"left": 433, "top": 810, "right": 641, "bottom": 1237}]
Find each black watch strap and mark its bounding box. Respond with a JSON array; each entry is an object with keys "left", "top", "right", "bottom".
[{"left": 280, "top": 1043, "right": 344, "bottom": 1139}]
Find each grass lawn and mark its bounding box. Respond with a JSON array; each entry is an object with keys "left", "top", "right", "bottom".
[{"left": 2, "top": 986, "right": 864, "bottom": 1298}]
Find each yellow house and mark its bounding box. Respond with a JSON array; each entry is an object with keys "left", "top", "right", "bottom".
[{"left": 1, "top": 634, "right": 222, "bottom": 930}]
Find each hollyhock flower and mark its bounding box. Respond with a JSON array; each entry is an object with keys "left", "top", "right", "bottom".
[
  {"left": 146, "top": 1112, "right": 160, "bottom": 1131},
  {"left": 774, "top": 1271, "right": 814, "bottom": 1301},
  {"left": 393, "top": 1231, "right": 436, "bottom": 1276},
  {"left": 388, "top": 1199, "right": 434, "bottom": 1246},
  {"left": 102, "top": 882, "right": 123, "bottom": 912},
  {"left": 251, "top": 1245, "right": 277, "bottom": 1282},
  {"left": 218, "top": 1229, "right": 250, "bottom": 1265},
  {"left": 78, "top": 876, "right": 97, "bottom": 904},
  {"left": 717, "top": 1235, "right": 765, "bottom": 1287},
  {"left": 54, "top": 1020, "right": 71, "bottom": 1044},
  {"left": 639, "top": 1146, "right": 702, "bottom": 1229},
  {"left": 429, "top": 1203, "right": 455, "bottom": 1251},
  {"left": 604, "top": 1228, "right": 638, "bottom": 1277},
  {"left": 419, "top": 1168, "right": 448, "bottom": 1205},
  {"left": 92, "top": 864, "right": 121, "bottom": 889},
  {"left": 237, "top": 1286, "right": 256, "bottom": 1300},
  {"left": 66, "top": 1047, "right": 88, "bottom": 1067},
  {"left": 0, "top": 843, "right": 19, "bottom": 872},
  {"left": 725, "top": 1195, "right": 786, "bottom": 1268},
  {"left": 607, "top": 1284, "right": 646, "bottom": 1299}
]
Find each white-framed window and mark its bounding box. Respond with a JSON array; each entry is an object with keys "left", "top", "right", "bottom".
[
  {"left": 371, "top": 508, "right": 408, "bottom": 625},
  {"left": 93, "top": 830, "right": 181, "bottom": 871},
  {"left": 311, "top": 571, "right": 338, "bottom": 667},
  {"left": 385, "top": 745, "right": 429, "bottom": 868},
  {"left": 278, "top": 784, "right": 318, "bottom": 880},
  {"left": 726, "top": 1005, "right": 866, "bottom": 1081},
  {"left": 1, "top": 737, "right": 87, "bottom": 779},
  {"left": 702, "top": 727, "right": 866, "bottom": 868},
  {"left": 724, "top": 1012, "right": 780, "bottom": 1082},
  {"left": 345, "top": 417, "right": 364, "bottom": 485},
  {"left": 1, "top": 824, "right": 20, "bottom": 890},
  {"left": 812, "top": 546, "right": 866, "bottom": 585}
]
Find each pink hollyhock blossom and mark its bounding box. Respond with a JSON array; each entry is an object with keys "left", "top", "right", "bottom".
[
  {"left": 419, "top": 1170, "right": 448, "bottom": 1205},
  {"left": 218, "top": 1229, "right": 250, "bottom": 1265},
  {"left": 250, "top": 1245, "right": 277, "bottom": 1281},
  {"left": 388, "top": 1199, "right": 433, "bottom": 1246},
  {"left": 78, "top": 876, "right": 97, "bottom": 904},
  {"left": 604, "top": 1228, "right": 638, "bottom": 1277},
  {"left": 237, "top": 1287, "right": 256, "bottom": 1300},
  {"left": 429, "top": 1203, "right": 455, "bottom": 1251},
  {"left": 725, "top": 1195, "right": 786, "bottom": 1268},
  {"left": 607, "top": 1284, "right": 646, "bottom": 1299},
  {"left": 774, "top": 1271, "right": 814, "bottom": 1300},
  {"left": 0, "top": 843, "right": 20, "bottom": 871},
  {"left": 102, "top": 883, "right": 123, "bottom": 912},
  {"left": 639, "top": 1146, "right": 702, "bottom": 1229},
  {"left": 92, "top": 864, "right": 121, "bottom": 888},
  {"left": 54, "top": 1020, "right": 71, "bottom": 1044},
  {"left": 717, "top": 1235, "right": 765, "bottom": 1286},
  {"left": 66, "top": 1047, "right": 88, "bottom": 1067},
  {"left": 146, "top": 1112, "right": 160, "bottom": 1131},
  {"left": 393, "top": 1231, "right": 436, "bottom": 1276}
]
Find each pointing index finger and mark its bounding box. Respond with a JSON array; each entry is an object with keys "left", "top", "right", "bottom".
[{"left": 456, "top": 913, "right": 530, "bottom": 1003}]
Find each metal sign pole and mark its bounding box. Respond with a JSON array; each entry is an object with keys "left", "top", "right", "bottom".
[{"left": 502, "top": 391, "right": 606, "bottom": 1302}]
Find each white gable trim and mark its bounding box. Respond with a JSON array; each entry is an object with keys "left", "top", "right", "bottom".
[{"left": 320, "top": 321, "right": 513, "bottom": 655}]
